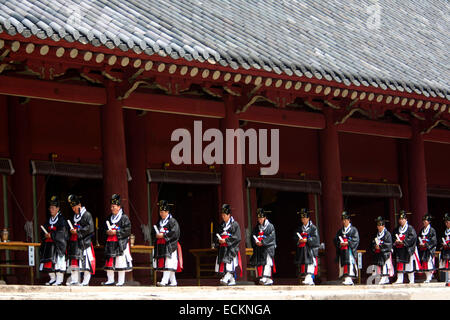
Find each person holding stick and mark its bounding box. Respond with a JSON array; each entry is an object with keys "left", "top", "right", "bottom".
[
  {"left": 214, "top": 204, "right": 242, "bottom": 286},
  {"left": 249, "top": 208, "right": 276, "bottom": 285},
  {"left": 152, "top": 200, "right": 182, "bottom": 287},
  {"left": 333, "top": 211, "right": 360, "bottom": 285},
  {"left": 393, "top": 210, "right": 421, "bottom": 284},
  {"left": 294, "top": 208, "right": 320, "bottom": 285},
  {"left": 102, "top": 194, "right": 132, "bottom": 286},
  {"left": 67, "top": 194, "right": 96, "bottom": 286},
  {"left": 438, "top": 213, "right": 450, "bottom": 287},
  {"left": 371, "top": 216, "right": 394, "bottom": 285},
  {"left": 39, "top": 196, "right": 68, "bottom": 286},
  {"left": 417, "top": 214, "right": 437, "bottom": 283}
]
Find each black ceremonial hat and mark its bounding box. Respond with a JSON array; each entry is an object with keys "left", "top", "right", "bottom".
[
  {"left": 444, "top": 213, "right": 450, "bottom": 221},
  {"left": 422, "top": 213, "right": 432, "bottom": 221},
  {"left": 297, "top": 208, "right": 311, "bottom": 218},
  {"left": 257, "top": 208, "right": 271, "bottom": 218},
  {"left": 67, "top": 194, "right": 81, "bottom": 207},
  {"left": 158, "top": 200, "right": 172, "bottom": 212},
  {"left": 398, "top": 210, "right": 411, "bottom": 220},
  {"left": 111, "top": 194, "right": 121, "bottom": 206},
  {"left": 375, "top": 216, "right": 388, "bottom": 226},
  {"left": 221, "top": 204, "right": 231, "bottom": 215},
  {"left": 341, "top": 211, "right": 355, "bottom": 220},
  {"left": 49, "top": 195, "right": 60, "bottom": 207}
]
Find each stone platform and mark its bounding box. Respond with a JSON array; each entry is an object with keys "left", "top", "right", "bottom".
[{"left": 0, "top": 282, "right": 448, "bottom": 300}]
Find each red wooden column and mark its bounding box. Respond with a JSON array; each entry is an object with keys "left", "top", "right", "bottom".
[
  {"left": 408, "top": 118, "right": 428, "bottom": 229},
  {"left": 397, "top": 140, "right": 411, "bottom": 213},
  {"left": 319, "top": 106, "right": 343, "bottom": 281},
  {"left": 221, "top": 95, "right": 248, "bottom": 280},
  {"left": 101, "top": 81, "right": 129, "bottom": 216},
  {"left": 8, "top": 96, "right": 33, "bottom": 243},
  {"left": 125, "top": 109, "right": 149, "bottom": 244}
]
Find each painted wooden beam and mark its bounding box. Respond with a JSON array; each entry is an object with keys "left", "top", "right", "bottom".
[
  {"left": 0, "top": 75, "right": 106, "bottom": 105},
  {"left": 238, "top": 106, "right": 326, "bottom": 129},
  {"left": 337, "top": 118, "right": 412, "bottom": 139},
  {"left": 423, "top": 129, "right": 450, "bottom": 144},
  {"left": 123, "top": 92, "right": 226, "bottom": 118}
]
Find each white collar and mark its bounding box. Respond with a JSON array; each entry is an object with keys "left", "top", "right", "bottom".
[
  {"left": 399, "top": 222, "right": 408, "bottom": 234},
  {"left": 49, "top": 212, "right": 60, "bottom": 225},
  {"left": 159, "top": 214, "right": 172, "bottom": 227},
  {"left": 342, "top": 223, "right": 352, "bottom": 235},
  {"left": 258, "top": 219, "right": 269, "bottom": 231},
  {"left": 377, "top": 227, "right": 386, "bottom": 239},
  {"left": 111, "top": 209, "right": 123, "bottom": 224},
  {"left": 421, "top": 224, "right": 431, "bottom": 236},
  {"left": 223, "top": 216, "right": 234, "bottom": 231},
  {"left": 445, "top": 228, "right": 450, "bottom": 237},
  {"left": 74, "top": 207, "right": 86, "bottom": 223},
  {"left": 302, "top": 220, "right": 312, "bottom": 232}
]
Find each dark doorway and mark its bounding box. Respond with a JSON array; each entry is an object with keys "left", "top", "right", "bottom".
[
  {"left": 42, "top": 176, "right": 103, "bottom": 244},
  {"left": 44, "top": 175, "right": 103, "bottom": 224},
  {"left": 428, "top": 197, "right": 450, "bottom": 241},
  {"left": 256, "top": 188, "right": 309, "bottom": 279},
  {"left": 343, "top": 196, "right": 391, "bottom": 282},
  {"left": 157, "top": 183, "right": 219, "bottom": 279}
]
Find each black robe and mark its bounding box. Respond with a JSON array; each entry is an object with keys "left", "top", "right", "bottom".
[
  {"left": 153, "top": 215, "right": 180, "bottom": 259},
  {"left": 371, "top": 228, "right": 393, "bottom": 266},
  {"left": 249, "top": 220, "right": 276, "bottom": 267},
  {"left": 334, "top": 225, "right": 359, "bottom": 265},
  {"left": 417, "top": 226, "right": 437, "bottom": 263},
  {"left": 440, "top": 230, "right": 450, "bottom": 262},
  {"left": 393, "top": 224, "right": 417, "bottom": 263},
  {"left": 104, "top": 212, "right": 131, "bottom": 258},
  {"left": 294, "top": 222, "right": 320, "bottom": 266},
  {"left": 67, "top": 209, "right": 94, "bottom": 260},
  {"left": 214, "top": 218, "right": 241, "bottom": 265},
  {"left": 39, "top": 212, "right": 68, "bottom": 263}
]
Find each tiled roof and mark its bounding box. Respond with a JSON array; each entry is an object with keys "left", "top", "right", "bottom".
[{"left": 0, "top": 0, "right": 449, "bottom": 99}]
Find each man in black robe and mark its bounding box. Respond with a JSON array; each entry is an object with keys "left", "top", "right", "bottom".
[
  {"left": 294, "top": 208, "right": 320, "bottom": 285},
  {"left": 153, "top": 200, "right": 182, "bottom": 287},
  {"left": 417, "top": 214, "right": 437, "bottom": 283},
  {"left": 438, "top": 213, "right": 450, "bottom": 287},
  {"left": 393, "top": 210, "right": 420, "bottom": 284},
  {"left": 334, "top": 211, "right": 359, "bottom": 285},
  {"left": 214, "top": 204, "right": 242, "bottom": 286},
  {"left": 371, "top": 216, "right": 394, "bottom": 285},
  {"left": 39, "top": 196, "right": 68, "bottom": 286},
  {"left": 102, "top": 194, "right": 132, "bottom": 286},
  {"left": 250, "top": 208, "right": 276, "bottom": 285},
  {"left": 67, "top": 194, "right": 96, "bottom": 286}
]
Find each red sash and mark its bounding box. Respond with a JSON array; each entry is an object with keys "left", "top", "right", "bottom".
[
  {"left": 396, "top": 234, "right": 405, "bottom": 248},
  {"left": 220, "top": 234, "right": 229, "bottom": 247},
  {"left": 297, "top": 232, "right": 308, "bottom": 248},
  {"left": 44, "top": 226, "right": 56, "bottom": 243},
  {"left": 419, "top": 236, "right": 428, "bottom": 251},
  {"left": 340, "top": 236, "right": 349, "bottom": 250}
]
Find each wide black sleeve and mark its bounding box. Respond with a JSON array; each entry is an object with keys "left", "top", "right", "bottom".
[
  {"left": 404, "top": 226, "right": 417, "bottom": 248},
  {"left": 164, "top": 218, "right": 180, "bottom": 244},
  {"left": 78, "top": 211, "right": 94, "bottom": 239},
  {"left": 306, "top": 225, "right": 320, "bottom": 249},
  {"left": 424, "top": 227, "right": 437, "bottom": 251},
  {"left": 380, "top": 231, "right": 393, "bottom": 254},
  {"left": 261, "top": 224, "right": 276, "bottom": 247},
  {"left": 226, "top": 222, "right": 241, "bottom": 249},
  {"left": 116, "top": 214, "right": 131, "bottom": 240},
  {"left": 348, "top": 227, "right": 359, "bottom": 251}
]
